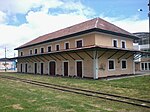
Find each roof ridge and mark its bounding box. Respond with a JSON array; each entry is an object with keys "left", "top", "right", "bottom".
[{"left": 94, "top": 17, "right": 99, "bottom": 28}]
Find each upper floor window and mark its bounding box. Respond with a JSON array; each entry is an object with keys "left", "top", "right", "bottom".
[
  {"left": 56, "top": 44, "right": 60, "bottom": 51},
  {"left": 108, "top": 59, "right": 115, "bottom": 70},
  {"left": 76, "top": 39, "right": 83, "bottom": 48},
  {"left": 112, "top": 39, "right": 118, "bottom": 47},
  {"left": 139, "top": 38, "right": 149, "bottom": 45},
  {"left": 121, "top": 40, "right": 126, "bottom": 48},
  {"left": 29, "top": 50, "right": 32, "bottom": 55},
  {"left": 34, "top": 49, "right": 38, "bottom": 54},
  {"left": 121, "top": 59, "right": 127, "bottom": 69},
  {"left": 40, "top": 48, "right": 44, "bottom": 53},
  {"left": 20, "top": 52, "right": 23, "bottom": 56},
  {"left": 47, "top": 46, "right": 52, "bottom": 52},
  {"left": 65, "top": 42, "right": 69, "bottom": 49}
]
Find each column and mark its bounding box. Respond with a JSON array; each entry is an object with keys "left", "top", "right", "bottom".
[{"left": 93, "top": 50, "right": 99, "bottom": 79}]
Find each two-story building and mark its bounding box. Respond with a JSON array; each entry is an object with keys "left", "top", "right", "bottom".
[{"left": 14, "top": 18, "right": 141, "bottom": 79}]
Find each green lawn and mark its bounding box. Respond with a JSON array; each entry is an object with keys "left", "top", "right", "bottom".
[{"left": 0, "top": 72, "right": 150, "bottom": 112}]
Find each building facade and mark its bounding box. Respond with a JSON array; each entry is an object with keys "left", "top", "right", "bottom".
[
  {"left": 133, "top": 32, "right": 150, "bottom": 72},
  {"left": 15, "top": 18, "right": 140, "bottom": 79}
]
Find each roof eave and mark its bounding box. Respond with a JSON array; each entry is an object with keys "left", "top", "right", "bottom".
[
  {"left": 14, "top": 46, "right": 148, "bottom": 59},
  {"left": 94, "top": 28, "right": 139, "bottom": 40}
]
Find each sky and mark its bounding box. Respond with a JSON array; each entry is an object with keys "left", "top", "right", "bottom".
[{"left": 0, "top": 0, "right": 149, "bottom": 58}]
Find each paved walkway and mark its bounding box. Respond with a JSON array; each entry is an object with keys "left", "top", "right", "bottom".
[
  {"left": 106, "top": 71, "right": 150, "bottom": 80},
  {"left": 0, "top": 70, "right": 149, "bottom": 80}
]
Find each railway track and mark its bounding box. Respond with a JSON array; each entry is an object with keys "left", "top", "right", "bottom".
[{"left": 0, "top": 75, "right": 150, "bottom": 109}]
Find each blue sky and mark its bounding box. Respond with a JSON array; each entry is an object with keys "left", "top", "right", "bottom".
[
  {"left": 0, "top": 0, "right": 149, "bottom": 58},
  {"left": 83, "top": 0, "right": 148, "bottom": 19}
]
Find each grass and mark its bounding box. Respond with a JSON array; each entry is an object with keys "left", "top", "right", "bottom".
[{"left": 0, "top": 72, "right": 149, "bottom": 112}]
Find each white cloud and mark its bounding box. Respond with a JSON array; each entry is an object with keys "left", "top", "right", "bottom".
[
  {"left": 100, "top": 15, "right": 149, "bottom": 33},
  {"left": 114, "top": 19, "right": 148, "bottom": 33},
  {"left": 0, "top": 11, "right": 7, "bottom": 24},
  {"left": 26, "top": 11, "right": 87, "bottom": 33},
  {"left": 0, "top": 0, "right": 63, "bottom": 14},
  {"left": 60, "top": 0, "right": 95, "bottom": 16}
]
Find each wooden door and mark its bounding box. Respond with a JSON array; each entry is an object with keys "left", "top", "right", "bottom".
[
  {"left": 25, "top": 63, "right": 27, "bottom": 73},
  {"left": 64, "top": 62, "right": 68, "bottom": 76},
  {"left": 49, "top": 61, "right": 56, "bottom": 75},
  {"left": 41, "top": 63, "right": 44, "bottom": 74},
  {"left": 77, "top": 61, "right": 82, "bottom": 77},
  {"left": 20, "top": 64, "right": 22, "bottom": 72},
  {"left": 34, "top": 63, "right": 37, "bottom": 74}
]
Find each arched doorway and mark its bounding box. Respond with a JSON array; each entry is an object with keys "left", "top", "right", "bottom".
[
  {"left": 63, "top": 61, "right": 69, "bottom": 76},
  {"left": 49, "top": 61, "right": 56, "bottom": 75},
  {"left": 76, "top": 61, "right": 82, "bottom": 77},
  {"left": 25, "top": 63, "right": 27, "bottom": 73},
  {"left": 34, "top": 63, "right": 37, "bottom": 74},
  {"left": 40, "top": 63, "right": 44, "bottom": 75}
]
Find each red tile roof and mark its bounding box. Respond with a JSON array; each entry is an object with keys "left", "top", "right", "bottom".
[{"left": 15, "top": 18, "right": 137, "bottom": 50}]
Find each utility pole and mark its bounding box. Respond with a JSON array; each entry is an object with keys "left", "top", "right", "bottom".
[
  {"left": 148, "top": 0, "right": 150, "bottom": 48},
  {"left": 140, "top": 1, "right": 150, "bottom": 47},
  {"left": 4, "top": 47, "right": 6, "bottom": 72},
  {"left": 14, "top": 53, "right": 16, "bottom": 71}
]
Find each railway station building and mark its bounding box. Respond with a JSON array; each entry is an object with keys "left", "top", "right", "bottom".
[{"left": 14, "top": 18, "right": 143, "bottom": 79}]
